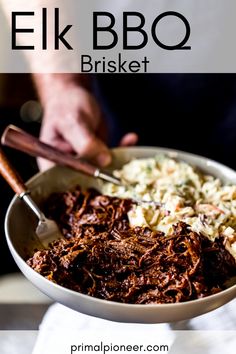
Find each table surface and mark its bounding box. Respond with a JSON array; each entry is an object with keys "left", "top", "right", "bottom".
[{"left": 0, "top": 273, "right": 51, "bottom": 354}]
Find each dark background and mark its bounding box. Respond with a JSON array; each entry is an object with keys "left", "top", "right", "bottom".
[{"left": 0, "top": 74, "right": 40, "bottom": 275}]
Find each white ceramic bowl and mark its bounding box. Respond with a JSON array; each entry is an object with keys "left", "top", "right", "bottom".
[{"left": 4, "top": 147, "right": 236, "bottom": 323}]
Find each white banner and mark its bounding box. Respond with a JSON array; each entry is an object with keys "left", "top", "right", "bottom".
[
  {"left": 0, "top": 330, "right": 236, "bottom": 354},
  {"left": 0, "top": 0, "right": 236, "bottom": 73}
]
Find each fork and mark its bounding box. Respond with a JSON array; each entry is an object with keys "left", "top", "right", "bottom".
[{"left": 0, "top": 149, "right": 63, "bottom": 248}]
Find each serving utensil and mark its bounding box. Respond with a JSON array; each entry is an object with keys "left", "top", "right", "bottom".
[
  {"left": 0, "top": 149, "right": 63, "bottom": 247},
  {"left": 1, "top": 125, "right": 121, "bottom": 186},
  {"left": 1, "top": 125, "right": 166, "bottom": 208}
]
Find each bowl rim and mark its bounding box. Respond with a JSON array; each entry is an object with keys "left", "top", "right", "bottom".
[{"left": 5, "top": 145, "right": 236, "bottom": 309}]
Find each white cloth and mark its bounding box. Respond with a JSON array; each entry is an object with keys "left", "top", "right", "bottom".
[{"left": 33, "top": 299, "right": 236, "bottom": 354}]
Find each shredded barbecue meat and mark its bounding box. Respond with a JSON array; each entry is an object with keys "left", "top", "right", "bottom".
[{"left": 27, "top": 186, "right": 236, "bottom": 304}]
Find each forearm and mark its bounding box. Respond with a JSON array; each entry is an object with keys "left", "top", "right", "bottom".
[
  {"left": 1, "top": 1, "right": 136, "bottom": 169},
  {"left": 1, "top": 1, "right": 91, "bottom": 99},
  {"left": 33, "top": 74, "right": 92, "bottom": 104}
]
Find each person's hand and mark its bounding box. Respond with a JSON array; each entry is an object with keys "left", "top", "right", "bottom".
[{"left": 35, "top": 74, "right": 138, "bottom": 171}]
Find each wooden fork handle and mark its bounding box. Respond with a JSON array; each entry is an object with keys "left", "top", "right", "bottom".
[
  {"left": 1, "top": 125, "right": 98, "bottom": 177},
  {"left": 0, "top": 149, "right": 27, "bottom": 196}
]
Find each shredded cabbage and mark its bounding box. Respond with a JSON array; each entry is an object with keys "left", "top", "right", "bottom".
[{"left": 102, "top": 155, "right": 236, "bottom": 260}]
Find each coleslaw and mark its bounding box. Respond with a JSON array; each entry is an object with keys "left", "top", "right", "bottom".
[{"left": 102, "top": 155, "right": 236, "bottom": 260}]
